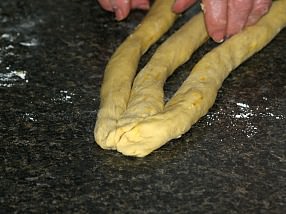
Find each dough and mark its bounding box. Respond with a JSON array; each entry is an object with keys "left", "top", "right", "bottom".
[
  {"left": 95, "top": 0, "right": 286, "bottom": 157},
  {"left": 94, "top": 0, "right": 177, "bottom": 149},
  {"left": 107, "top": 13, "right": 208, "bottom": 147}
]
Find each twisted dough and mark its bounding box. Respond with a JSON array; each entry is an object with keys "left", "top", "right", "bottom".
[
  {"left": 95, "top": 0, "right": 286, "bottom": 157},
  {"left": 95, "top": 0, "right": 177, "bottom": 149}
]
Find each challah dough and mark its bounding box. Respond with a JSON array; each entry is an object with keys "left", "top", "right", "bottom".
[
  {"left": 106, "top": 13, "right": 208, "bottom": 148},
  {"left": 94, "top": 0, "right": 177, "bottom": 149},
  {"left": 95, "top": 0, "right": 286, "bottom": 157}
]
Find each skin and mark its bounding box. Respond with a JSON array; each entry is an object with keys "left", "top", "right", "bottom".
[
  {"left": 97, "top": 0, "right": 272, "bottom": 42},
  {"left": 200, "top": 0, "right": 272, "bottom": 42},
  {"left": 97, "top": 0, "right": 150, "bottom": 20}
]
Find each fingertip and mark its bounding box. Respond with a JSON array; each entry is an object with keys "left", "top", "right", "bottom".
[
  {"left": 172, "top": 0, "right": 196, "bottom": 13},
  {"left": 202, "top": 0, "right": 227, "bottom": 43},
  {"left": 131, "top": 0, "right": 150, "bottom": 10},
  {"left": 114, "top": 8, "right": 126, "bottom": 21},
  {"left": 113, "top": 0, "right": 131, "bottom": 21},
  {"left": 172, "top": 2, "right": 186, "bottom": 13},
  {"left": 135, "top": 3, "right": 150, "bottom": 10},
  {"left": 225, "top": 20, "right": 246, "bottom": 38},
  {"left": 98, "top": 0, "right": 113, "bottom": 11},
  {"left": 225, "top": 26, "right": 243, "bottom": 39},
  {"left": 210, "top": 31, "right": 225, "bottom": 43}
]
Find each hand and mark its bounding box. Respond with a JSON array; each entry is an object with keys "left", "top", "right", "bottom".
[
  {"left": 97, "top": 0, "right": 150, "bottom": 21},
  {"left": 172, "top": 0, "right": 272, "bottom": 42}
]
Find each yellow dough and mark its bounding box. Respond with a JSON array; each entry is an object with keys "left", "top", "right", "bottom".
[
  {"left": 106, "top": 13, "right": 208, "bottom": 147},
  {"left": 95, "top": 0, "right": 286, "bottom": 157},
  {"left": 94, "top": 0, "right": 177, "bottom": 149}
]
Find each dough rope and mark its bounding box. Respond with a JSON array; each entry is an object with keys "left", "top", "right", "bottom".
[
  {"left": 95, "top": 0, "right": 286, "bottom": 157},
  {"left": 94, "top": 0, "right": 177, "bottom": 149},
  {"left": 108, "top": 13, "right": 208, "bottom": 147}
]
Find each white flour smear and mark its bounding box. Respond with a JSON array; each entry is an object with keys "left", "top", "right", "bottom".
[
  {"left": 51, "top": 90, "right": 75, "bottom": 104},
  {"left": 0, "top": 68, "right": 28, "bottom": 87},
  {"left": 205, "top": 101, "right": 285, "bottom": 138},
  {"left": 1, "top": 17, "right": 42, "bottom": 87}
]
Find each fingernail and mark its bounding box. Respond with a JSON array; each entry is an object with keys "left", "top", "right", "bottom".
[
  {"left": 211, "top": 31, "right": 225, "bottom": 43},
  {"left": 200, "top": 3, "right": 205, "bottom": 13},
  {"left": 114, "top": 8, "right": 124, "bottom": 21}
]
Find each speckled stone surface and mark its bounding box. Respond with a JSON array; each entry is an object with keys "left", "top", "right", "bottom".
[{"left": 1, "top": 0, "right": 285, "bottom": 213}]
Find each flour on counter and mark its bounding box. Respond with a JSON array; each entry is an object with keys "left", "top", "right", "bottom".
[
  {"left": 1, "top": 18, "right": 41, "bottom": 88},
  {"left": 1, "top": 33, "right": 19, "bottom": 42},
  {"left": 205, "top": 100, "right": 285, "bottom": 138},
  {"left": 1, "top": 35, "right": 29, "bottom": 87},
  {"left": 233, "top": 102, "right": 285, "bottom": 120},
  {"left": 20, "top": 38, "right": 39, "bottom": 47},
  {"left": 24, "top": 112, "right": 37, "bottom": 122},
  {"left": 0, "top": 68, "right": 28, "bottom": 87},
  {"left": 51, "top": 90, "right": 75, "bottom": 104},
  {"left": 236, "top": 102, "right": 249, "bottom": 108},
  {"left": 234, "top": 102, "right": 254, "bottom": 119}
]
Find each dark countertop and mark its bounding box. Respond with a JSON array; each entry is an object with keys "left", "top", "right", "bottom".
[{"left": 1, "top": 0, "right": 285, "bottom": 213}]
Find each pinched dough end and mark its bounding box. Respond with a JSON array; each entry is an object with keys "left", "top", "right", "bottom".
[
  {"left": 94, "top": 117, "right": 117, "bottom": 150},
  {"left": 115, "top": 118, "right": 172, "bottom": 157}
]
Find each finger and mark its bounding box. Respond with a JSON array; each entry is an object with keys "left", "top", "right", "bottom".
[
  {"left": 130, "top": 0, "right": 150, "bottom": 10},
  {"left": 246, "top": 0, "right": 272, "bottom": 26},
  {"left": 172, "top": 0, "right": 197, "bottom": 13},
  {"left": 110, "top": 0, "right": 131, "bottom": 21},
  {"left": 226, "top": 0, "right": 253, "bottom": 38},
  {"left": 202, "top": 0, "right": 228, "bottom": 42},
  {"left": 98, "top": 0, "right": 114, "bottom": 11}
]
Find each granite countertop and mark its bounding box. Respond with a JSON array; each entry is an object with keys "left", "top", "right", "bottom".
[{"left": 1, "top": 0, "right": 285, "bottom": 213}]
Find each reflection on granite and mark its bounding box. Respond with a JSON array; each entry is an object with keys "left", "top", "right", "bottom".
[{"left": 1, "top": 0, "right": 285, "bottom": 213}]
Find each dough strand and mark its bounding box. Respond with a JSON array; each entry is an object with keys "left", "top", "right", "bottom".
[
  {"left": 110, "top": 13, "right": 208, "bottom": 146},
  {"left": 95, "top": 0, "right": 286, "bottom": 157},
  {"left": 95, "top": 0, "right": 177, "bottom": 149},
  {"left": 116, "top": 0, "right": 286, "bottom": 157}
]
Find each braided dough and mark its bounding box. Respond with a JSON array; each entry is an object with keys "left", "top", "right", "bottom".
[{"left": 95, "top": 0, "right": 286, "bottom": 157}]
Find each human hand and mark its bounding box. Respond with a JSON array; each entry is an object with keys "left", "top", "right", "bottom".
[
  {"left": 172, "top": 0, "right": 272, "bottom": 42},
  {"left": 97, "top": 0, "right": 150, "bottom": 20},
  {"left": 98, "top": 0, "right": 272, "bottom": 42}
]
